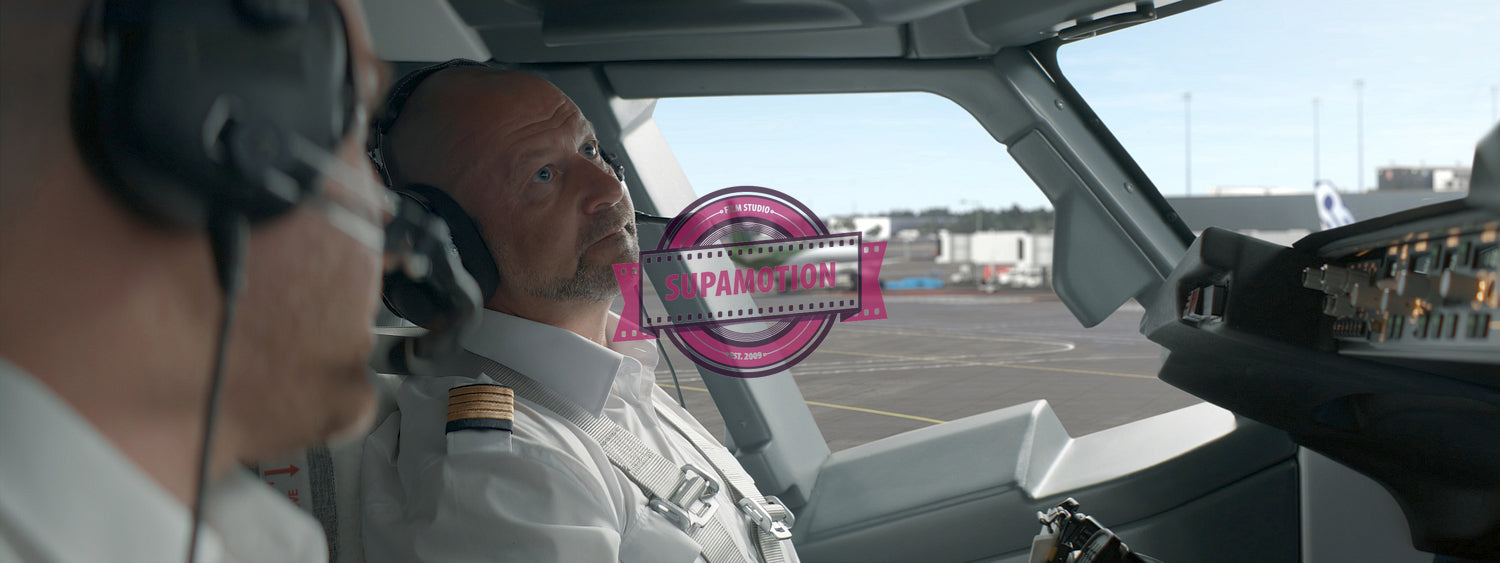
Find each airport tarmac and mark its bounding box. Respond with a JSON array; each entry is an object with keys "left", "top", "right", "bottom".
[{"left": 652, "top": 289, "right": 1203, "bottom": 452}]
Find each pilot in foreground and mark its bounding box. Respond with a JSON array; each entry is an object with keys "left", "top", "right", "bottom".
[
  {"left": 0, "top": 1, "right": 389, "bottom": 560},
  {"left": 361, "top": 62, "right": 799, "bottom": 563}
]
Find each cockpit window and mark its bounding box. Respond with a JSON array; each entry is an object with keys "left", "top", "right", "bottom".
[
  {"left": 653, "top": 93, "right": 1199, "bottom": 451},
  {"left": 1058, "top": 0, "right": 1497, "bottom": 244}
]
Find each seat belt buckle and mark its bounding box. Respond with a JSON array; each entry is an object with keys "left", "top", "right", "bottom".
[
  {"left": 738, "top": 495, "right": 794, "bottom": 541},
  {"left": 650, "top": 464, "right": 721, "bottom": 532}
]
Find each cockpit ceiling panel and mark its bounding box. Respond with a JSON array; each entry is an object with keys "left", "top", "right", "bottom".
[{"left": 441, "top": 0, "right": 1206, "bottom": 64}]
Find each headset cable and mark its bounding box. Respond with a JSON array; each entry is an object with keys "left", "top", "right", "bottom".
[{"left": 184, "top": 211, "right": 249, "bottom": 563}]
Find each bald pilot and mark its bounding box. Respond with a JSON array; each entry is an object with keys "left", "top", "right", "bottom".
[{"left": 360, "top": 61, "right": 799, "bottom": 563}]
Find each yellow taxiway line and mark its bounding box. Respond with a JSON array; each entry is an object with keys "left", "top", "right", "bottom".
[
  {"left": 803, "top": 399, "right": 946, "bottom": 424},
  {"left": 662, "top": 384, "right": 947, "bottom": 424},
  {"left": 815, "top": 349, "right": 1156, "bottom": 380},
  {"left": 655, "top": 348, "right": 1153, "bottom": 426}
]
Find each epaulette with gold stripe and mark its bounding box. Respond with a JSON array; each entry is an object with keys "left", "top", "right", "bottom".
[{"left": 446, "top": 383, "right": 514, "bottom": 433}]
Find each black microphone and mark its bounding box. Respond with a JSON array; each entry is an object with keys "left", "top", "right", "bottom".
[
  {"left": 635, "top": 210, "right": 671, "bottom": 225},
  {"left": 380, "top": 196, "right": 483, "bottom": 361}
]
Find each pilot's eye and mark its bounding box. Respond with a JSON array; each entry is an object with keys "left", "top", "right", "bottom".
[
  {"left": 533, "top": 166, "right": 555, "bottom": 184},
  {"left": 580, "top": 141, "right": 599, "bottom": 159}
]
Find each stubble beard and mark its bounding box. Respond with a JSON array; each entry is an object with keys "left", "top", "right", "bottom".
[{"left": 528, "top": 236, "right": 639, "bottom": 303}]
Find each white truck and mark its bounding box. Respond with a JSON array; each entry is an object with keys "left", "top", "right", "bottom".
[{"left": 937, "top": 230, "right": 1053, "bottom": 290}]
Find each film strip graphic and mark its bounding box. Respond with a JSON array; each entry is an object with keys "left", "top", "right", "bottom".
[{"left": 613, "top": 233, "right": 887, "bottom": 342}]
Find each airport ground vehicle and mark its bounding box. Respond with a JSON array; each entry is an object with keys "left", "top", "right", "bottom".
[
  {"left": 992, "top": 264, "right": 1048, "bottom": 290},
  {"left": 938, "top": 231, "right": 1054, "bottom": 291},
  {"left": 338, "top": 1, "right": 1498, "bottom": 561}
]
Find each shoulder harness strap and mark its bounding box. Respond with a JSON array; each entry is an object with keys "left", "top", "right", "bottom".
[{"left": 471, "top": 356, "right": 791, "bottom": 563}]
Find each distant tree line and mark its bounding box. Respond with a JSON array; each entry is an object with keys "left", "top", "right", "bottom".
[{"left": 832, "top": 205, "right": 1054, "bottom": 234}]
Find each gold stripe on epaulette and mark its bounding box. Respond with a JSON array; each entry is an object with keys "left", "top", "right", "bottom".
[{"left": 445, "top": 383, "right": 513, "bottom": 433}]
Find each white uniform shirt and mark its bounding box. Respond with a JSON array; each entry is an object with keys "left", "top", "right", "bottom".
[
  {"left": 361, "top": 310, "right": 798, "bottom": 563},
  {"left": 0, "top": 357, "right": 329, "bottom": 563}
]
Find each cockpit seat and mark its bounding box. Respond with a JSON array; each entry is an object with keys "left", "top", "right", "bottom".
[{"left": 252, "top": 370, "right": 405, "bottom": 563}]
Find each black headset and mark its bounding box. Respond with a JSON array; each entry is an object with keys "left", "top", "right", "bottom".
[
  {"left": 369, "top": 59, "right": 635, "bottom": 328},
  {"left": 69, "top": 3, "right": 356, "bottom": 562},
  {"left": 73, "top": 0, "right": 355, "bottom": 230},
  {"left": 368, "top": 59, "right": 500, "bottom": 328}
]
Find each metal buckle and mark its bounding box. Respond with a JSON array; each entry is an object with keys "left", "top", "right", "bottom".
[
  {"left": 649, "top": 465, "right": 721, "bottom": 532},
  {"left": 738, "top": 495, "right": 794, "bottom": 540}
]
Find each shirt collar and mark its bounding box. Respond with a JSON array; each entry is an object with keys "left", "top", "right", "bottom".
[{"left": 460, "top": 309, "right": 649, "bottom": 416}]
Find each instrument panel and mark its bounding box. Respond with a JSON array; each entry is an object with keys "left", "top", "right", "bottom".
[{"left": 1302, "top": 221, "right": 1498, "bottom": 367}]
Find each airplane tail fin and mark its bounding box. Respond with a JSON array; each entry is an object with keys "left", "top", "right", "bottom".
[{"left": 1314, "top": 181, "right": 1356, "bottom": 231}]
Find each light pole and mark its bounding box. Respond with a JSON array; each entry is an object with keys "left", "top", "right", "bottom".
[
  {"left": 1183, "top": 91, "right": 1192, "bottom": 196},
  {"left": 1355, "top": 79, "right": 1364, "bottom": 192},
  {"left": 959, "top": 199, "right": 983, "bottom": 233},
  {"left": 1313, "top": 97, "right": 1321, "bottom": 185}
]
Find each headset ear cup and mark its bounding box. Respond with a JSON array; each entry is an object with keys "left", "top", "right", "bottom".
[
  {"left": 73, "top": 0, "right": 353, "bottom": 229},
  {"left": 231, "top": 0, "right": 310, "bottom": 28},
  {"left": 381, "top": 195, "right": 483, "bottom": 330},
  {"left": 382, "top": 184, "right": 500, "bottom": 321}
]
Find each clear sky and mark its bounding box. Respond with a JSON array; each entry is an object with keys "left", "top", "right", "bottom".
[{"left": 651, "top": 0, "right": 1499, "bottom": 216}]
